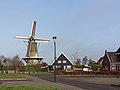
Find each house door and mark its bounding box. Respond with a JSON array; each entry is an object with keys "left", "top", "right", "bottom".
[{"left": 64, "top": 66, "right": 66, "bottom": 70}]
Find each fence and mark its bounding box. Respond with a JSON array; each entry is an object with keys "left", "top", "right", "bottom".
[{"left": 57, "top": 71, "right": 120, "bottom": 78}]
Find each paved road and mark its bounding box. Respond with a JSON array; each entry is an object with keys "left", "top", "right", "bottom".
[
  {"left": 0, "top": 81, "right": 2, "bottom": 85},
  {"left": 0, "top": 76, "right": 84, "bottom": 90},
  {"left": 31, "top": 74, "right": 120, "bottom": 90}
]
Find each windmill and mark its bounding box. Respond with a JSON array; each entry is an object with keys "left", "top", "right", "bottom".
[{"left": 14, "top": 21, "right": 50, "bottom": 65}]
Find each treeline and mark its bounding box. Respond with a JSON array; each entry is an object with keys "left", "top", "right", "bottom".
[
  {"left": 71, "top": 54, "right": 101, "bottom": 71},
  {"left": 0, "top": 55, "right": 47, "bottom": 73},
  {"left": 0, "top": 55, "right": 24, "bottom": 72}
]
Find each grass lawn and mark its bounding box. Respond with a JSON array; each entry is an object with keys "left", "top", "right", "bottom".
[
  {"left": 0, "top": 86, "right": 59, "bottom": 90},
  {"left": 0, "top": 73, "right": 30, "bottom": 80}
]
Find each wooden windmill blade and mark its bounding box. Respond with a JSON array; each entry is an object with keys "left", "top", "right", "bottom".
[
  {"left": 35, "top": 41, "right": 49, "bottom": 43},
  {"left": 31, "top": 21, "right": 36, "bottom": 37},
  {"left": 34, "top": 38, "right": 50, "bottom": 43},
  {"left": 14, "top": 36, "right": 29, "bottom": 40},
  {"left": 26, "top": 41, "right": 32, "bottom": 57}
]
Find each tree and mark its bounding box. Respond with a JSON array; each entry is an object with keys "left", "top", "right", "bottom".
[
  {"left": 11, "top": 55, "right": 24, "bottom": 72},
  {"left": 25, "top": 65, "right": 35, "bottom": 74},
  {"left": 75, "top": 58, "right": 81, "bottom": 65},
  {"left": 88, "top": 61, "right": 101, "bottom": 71},
  {"left": 0, "top": 55, "right": 12, "bottom": 71},
  {"left": 70, "top": 51, "right": 81, "bottom": 64},
  {"left": 3, "top": 57, "right": 12, "bottom": 66},
  {"left": 82, "top": 56, "right": 88, "bottom": 65},
  {"left": 0, "top": 55, "right": 5, "bottom": 65},
  {"left": 24, "top": 61, "right": 48, "bottom": 73}
]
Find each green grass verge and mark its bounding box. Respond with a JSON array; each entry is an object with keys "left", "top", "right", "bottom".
[
  {"left": 0, "top": 86, "right": 59, "bottom": 90},
  {"left": 0, "top": 73, "right": 30, "bottom": 80}
]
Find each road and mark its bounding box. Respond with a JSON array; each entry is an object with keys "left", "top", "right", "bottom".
[{"left": 31, "top": 74, "right": 120, "bottom": 90}]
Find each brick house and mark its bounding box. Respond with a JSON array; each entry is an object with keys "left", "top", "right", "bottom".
[{"left": 97, "top": 48, "right": 120, "bottom": 71}]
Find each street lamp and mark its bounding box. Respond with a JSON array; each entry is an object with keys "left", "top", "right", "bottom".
[{"left": 52, "top": 36, "right": 57, "bottom": 82}]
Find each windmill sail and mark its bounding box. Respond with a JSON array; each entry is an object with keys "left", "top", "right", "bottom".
[
  {"left": 31, "top": 21, "right": 36, "bottom": 37},
  {"left": 14, "top": 36, "right": 29, "bottom": 40}
]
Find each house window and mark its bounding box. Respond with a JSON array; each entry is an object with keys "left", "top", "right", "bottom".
[
  {"left": 58, "top": 60, "right": 61, "bottom": 63},
  {"left": 67, "top": 65, "right": 71, "bottom": 69},
  {"left": 112, "top": 65, "right": 116, "bottom": 70},
  {"left": 63, "top": 60, "right": 66, "bottom": 63},
  {"left": 105, "top": 66, "right": 108, "bottom": 70},
  {"left": 53, "top": 65, "right": 55, "bottom": 69}
]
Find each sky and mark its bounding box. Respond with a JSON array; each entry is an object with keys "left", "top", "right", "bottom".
[{"left": 0, "top": 0, "right": 120, "bottom": 64}]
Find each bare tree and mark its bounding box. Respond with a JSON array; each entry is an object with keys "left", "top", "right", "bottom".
[
  {"left": 70, "top": 50, "right": 80, "bottom": 64},
  {"left": 75, "top": 58, "right": 81, "bottom": 65},
  {"left": 11, "top": 55, "right": 24, "bottom": 72},
  {"left": 0, "top": 55, "right": 12, "bottom": 66},
  {"left": 3, "top": 57, "right": 12, "bottom": 66}
]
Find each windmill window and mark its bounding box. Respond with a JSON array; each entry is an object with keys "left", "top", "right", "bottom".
[{"left": 58, "top": 60, "right": 61, "bottom": 63}]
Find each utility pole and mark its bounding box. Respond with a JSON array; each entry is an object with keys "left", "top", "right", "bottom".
[{"left": 52, "top": 36, "right": 57, "bottom": 82}]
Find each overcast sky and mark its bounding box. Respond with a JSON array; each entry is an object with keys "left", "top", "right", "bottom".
[{"left": 0, "top": 0, "right": 120, "bottom": 64}]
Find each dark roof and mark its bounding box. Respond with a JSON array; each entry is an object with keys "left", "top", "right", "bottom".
[
  {"left": 107, "top": 52, "right": 116, "bottom": 61},
  {"left": 116, "top": 47, "right": 120, "bottom": 53},
  {"left": 51, "top": 52, "right": 73, "bottom": 65},
  {"left": 97, "top": 48, "right": 120, "bottom": 63}
]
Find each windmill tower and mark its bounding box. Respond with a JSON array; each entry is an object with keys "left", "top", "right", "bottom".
[{"left": 14, "top": 21, "right": 50, "bottom": 65}]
